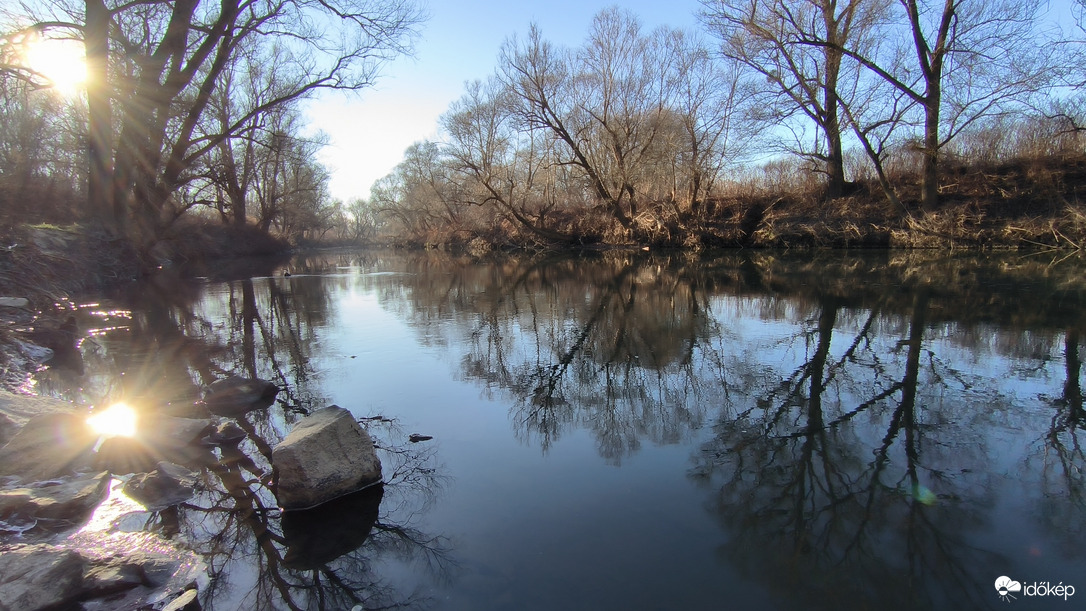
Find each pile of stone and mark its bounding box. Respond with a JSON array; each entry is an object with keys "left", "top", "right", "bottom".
[{"left": 0, "top": 387, "right": 388, "bottom": 610}]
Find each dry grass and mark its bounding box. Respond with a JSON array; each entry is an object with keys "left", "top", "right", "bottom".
[
  {"left": 371, "top": 150, "right": 1086, "bottom": 252},
  {"left": 0, "top": 224, "right": 138, "bottom": 307},
  {"left": 688, "top": 153, "right": 1086, "bottom": 250}
]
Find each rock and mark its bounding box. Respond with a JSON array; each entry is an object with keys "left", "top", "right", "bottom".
[
  {"left": 0, "top": 391, "right": 77, "bottom": 426},
  {"left": 63, "top": 530, "right": 206, "bottom": 610},
  {"left": 0, "top": 544, "right": 86, "bottom": 610},
  {"left": 82, "top": 561, "right": 147, "bottom": 597},
  {"left": 282, "top": 483, "right": 383, "bottom": 569},
  {"left": 13, "top": 339, "right": 52, "bottom": 364},
  {"left": 0, "top": 472, "right": 110, "bottom": 531},
  {"left": 272, "top": 406, "right": 382, "bottom": 510},
  {"left": 94, "top": 416, "right": 213, "bottom": 475},
  {"left": 135, "top": 553, "right": 188, "bottom": 588},
  {"left": 204, "top": 377, "right": 279, "bottom": 416},
  {"left": 0, "top": 413, "right": 97, "bottom": 481},
  {"left": 0, "top": 413, "right": 16, "bottom": 447},
  {"left": 93, "top": 436, "right": 157, "bottom": 475},
  {"left": 124, "top": 462, "right": 198, "bottom": 511},
  {"left": 161, "top": 588, "right": 201, "bottom": 611},
  {"left": 143, "top": 416, "right": 214, "bottom": 449},
  {"left": 159, "top": 400, "right": 212, "bottom": 419},
  {"left": 202, "top": 421, "right": 246, "bottom": 446}
]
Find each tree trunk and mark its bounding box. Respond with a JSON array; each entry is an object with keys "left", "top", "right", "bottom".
[
  {"left": 823, "top": 44, "right": 846, "bottom": 200},
  {"left": 85, "top": 0, "right": 113, "bottom": 224},
  {"left": 920, "top": 95, "right": 940, "bottom": 212},
  {"left": 825, "top": 103, "right": 846, "bottom": 199}
]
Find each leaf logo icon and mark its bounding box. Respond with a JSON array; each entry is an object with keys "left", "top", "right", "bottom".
[{"left": 995, "top": 576, "right": 1022, "bottom": 602}]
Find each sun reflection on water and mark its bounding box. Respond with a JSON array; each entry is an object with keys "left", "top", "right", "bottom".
[
  {"left": 87, "top": 403, "right": 138, "bottom": 438},
  {"left": 77, "top": 476, "right": 147, "bottom": 534}
]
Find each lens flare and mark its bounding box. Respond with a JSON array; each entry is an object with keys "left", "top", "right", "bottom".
[
  {"left": 87, "top": 403, "right": 138, "bottom": 438},
  {"left": 25, "top": 36, "right": 87, "bottom": 95}
]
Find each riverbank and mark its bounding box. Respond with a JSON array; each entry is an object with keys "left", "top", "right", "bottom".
[
  {"left": 373, "top": 153, "right": 1086, "bottom": 252},
  {"left": 0, "top": 221, "right": 291, "bottom": 391},
  {"left": 702, "top": 154, "right": 1086, "bottom": 250},
  {"left": 4, "top": 151, "right": 1086, "bottom": 386}
]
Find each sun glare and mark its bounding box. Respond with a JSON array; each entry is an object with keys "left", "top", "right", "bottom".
[
  {"left": 88, "top": 403, "right": 138, "bottom": 438},
  {"left": 26, "top": 37, "right": 87, "bottom": 95}
]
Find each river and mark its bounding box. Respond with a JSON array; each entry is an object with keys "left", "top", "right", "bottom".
[{"left": 31, "top": 249, "right": 1086, "bottom": 610}]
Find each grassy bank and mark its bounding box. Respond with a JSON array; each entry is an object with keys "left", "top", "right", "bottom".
[
  {"left": 374, "top": 153, "right": 1086, "bottom": 252},
  {"left": 696, "top": 154, "right": 1086, "bottom": 250}
]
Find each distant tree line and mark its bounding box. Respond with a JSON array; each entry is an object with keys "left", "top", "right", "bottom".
[{"left": 1, "top": 0, "right": 1085, "bottom": 252}]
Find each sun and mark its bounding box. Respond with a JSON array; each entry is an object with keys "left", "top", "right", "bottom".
[{"left": 25, "top": 36, "right": 87, "bottom": 95}]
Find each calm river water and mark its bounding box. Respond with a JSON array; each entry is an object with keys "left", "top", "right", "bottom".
[{"left": 33, "top": 249, "right": 1086, "bottom": 610}]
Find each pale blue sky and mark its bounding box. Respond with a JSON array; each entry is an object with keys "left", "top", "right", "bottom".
[{"left": 306, "top": 0, "right": 1080, "bottom": 203}]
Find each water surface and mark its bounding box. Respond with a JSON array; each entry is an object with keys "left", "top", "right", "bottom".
[{"left": 35, "top": 250, "right": 1086, "bottom": 610}]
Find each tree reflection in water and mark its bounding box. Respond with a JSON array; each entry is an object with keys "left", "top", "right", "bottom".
[
  {"left": 1032, "top": 328, "right": 1086, "bottom": 560},
  {"left": 453, "top": 255, "right": 724, "bottom": 463},
  {"left": 685, "top": 256, "right": 1086, "bottom": 610},
  {"left": 29, "top": 249, "right": 1086, "bottom": 610},
  {"left": 180, "top": 417, "right": 451, "bottom": 610},
  {"left": 366, "top": 250, "right": 1086, "bottom": 609},
  {"left": 37, "top": 258, "right": 452, "bottom": 610}
]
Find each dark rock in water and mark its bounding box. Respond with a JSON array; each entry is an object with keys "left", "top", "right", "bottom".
[
  {"left": 0, "top": 413, "right": 97, "bottom": 481},
  {"left": 159, "top": 400, "right": 213, "bottom": 419},
  {"left": 0, "top": 544, "right": 86, "bottom": 610},
  {"left": 94, "top": 416, "right": 214, "bottom": 476},
  {"left": 81, "top": 561, "right": 146, "bottom": 597},
  {"left": 142, "top": 416, "right": 214, "bottom": 451},
  {"left": 281, "top": 483, "right": 383, "bottom": 569},
  {"left": 94, "top": 436, "right": 157, "bottom": 475},
  {"left": 202, "top": 421, "right": 247, "bottom": 446},
  {"left": 124, "top": 462, "right": 198, "bottom": 511},
  {"left": 204, "top": 376, "right": 279, "bottom": 416},
  {"left": 272, "top": 405, "right": 382, "bottom": 510},
  {"left": 95, "top": 436, "right": 215, "bottom": 477},
  {"left": 0, "top": 472, "right": 110, "bottom": 532}
]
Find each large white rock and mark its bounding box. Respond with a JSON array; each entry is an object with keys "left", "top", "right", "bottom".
[{"left": 272, "top": 406, "right": 382, "bottom": 510}]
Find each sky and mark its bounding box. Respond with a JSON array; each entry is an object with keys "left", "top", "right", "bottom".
[
  {"left": 304, "top": 0, "right": 1081, "bottom": 204},
  {"left": 304, "top": 0, "right": 705, "bottom": 203}
]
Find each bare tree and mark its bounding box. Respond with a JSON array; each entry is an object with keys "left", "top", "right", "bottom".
[
  {"left": 662, "top": 28, "right": 755, "bottom": 220},
  {"left": 205, "top": 42, "right": 265, "bottom": 228},
  {"left": 803, "top": 0, "right": 1058, "bottom": 210},
  {"left": 8, "top": 0, "right": 423, "bottom": 252},
  {"left": 443, "top": 76, "right": 576, "bottom": 243},
  {"left": 499, "top": 13, "right": 684, "bottom": 239},
  {"left": 700, "top": 0, "right": 891, "bottom": 199},
  {"left": 573, "top": 8, "right": 677, "bottom": 224},
  {"left": 248, "top": 113, "right": 330, "bottom": 238},
  {"left": 370, "top": 140, "right": 474, "bottom": 244}
]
